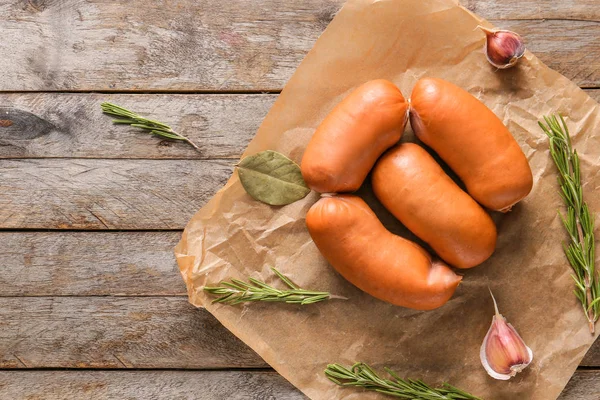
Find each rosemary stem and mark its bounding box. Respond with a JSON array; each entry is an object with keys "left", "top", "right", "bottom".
[
  {"left": 182, "top": 136, "right": 201, "bottom": 151},
  {"left": 574, "top": 173, "right": 595, "bottom": 335},
  {"left": 540, "top": 114, "right": 598, "bottom": 334},
  {"left": 575, "top": 210, "right": 594, "bottom": 333},
  {"left": 101, "top": 102, "right": 202, "bottom": 153},
  {"left": 203, "top": 267, "right": 341, "bottom": 305},
  {"left": 585, "top": 274, "right": 595, "bottom": 334},
  {"left": 325, "top": 363, "right": 481, "bottom": 400}
]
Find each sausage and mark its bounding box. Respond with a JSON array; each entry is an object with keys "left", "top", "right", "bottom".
[
  {"left": 306, "top": 194, "right": 461, "bottom": 310},
  {"left": 409, "top": 78, "right": 533, "bottom": 212},
  {"left": 301, "top": 79, "right": 408, "bottom": 193},
  {"left": 372, "top": 143, "right": 497, "bottom": 269}
]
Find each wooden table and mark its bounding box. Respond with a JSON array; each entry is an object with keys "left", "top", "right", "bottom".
[{"left": 0, "top": 1, "right": 598, "bottom": 398}]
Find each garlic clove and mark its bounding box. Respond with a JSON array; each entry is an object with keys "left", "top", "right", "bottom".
[
  {"left": 480, "top": 290, "right": 533, "bottom": 380},
  {"left": 478, "top": 26, "right": 526, "bottom": 69}
]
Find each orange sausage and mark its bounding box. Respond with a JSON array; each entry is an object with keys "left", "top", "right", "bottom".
[
  {"left": 410, "top": 78, "right": 533, "bottom": 212},
  {"left": 306, "top": 194, "right": 461, "bottom": 310},
  {"left": 372, "top": 143, "right": 497, "bottom": 269},
  {"left": 301, "top": 79, "right": 408, "bottom": 193}
]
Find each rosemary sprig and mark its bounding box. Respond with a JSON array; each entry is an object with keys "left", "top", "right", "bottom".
[
  {"left": 101, "top": 102, "right": 201, "bottom": 151},
  {"left": 325, "top": 363, "right": 482, "bottom": 400},
  {"left": 539, "top": 114, "right": 599, "bottom": 334},
  {"left": 203, "top": 267, "right": 339, "bottom": 305}
]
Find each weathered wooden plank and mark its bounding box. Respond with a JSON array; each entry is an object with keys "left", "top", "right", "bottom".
[
  {"left": 465, "top": 0, "right": 600, "bottom": 21},
  {"left": 3, "top": 228, "right": 599, "bottom": 364},
  {"left": 0, "top": 159, "right": 232, "bottom": 229},
  {"left": 0, "top": 295, "right": 597, "bottom": 369},
  {"left": 0, "top": 369, "right": 596, "bottom": 399},
  {"left": 0, "top": 231, "right": 185, "bottom": 296},
  {"left": 3, "top": 83, "right": 600, "bottom": 230},
  {"left": 0, "top": 297, "right": 267, "bottom": 369},
  {"left": 0, "top": 1, "right": 598, "bottom": 91},
  {"left": 559, "top": 370, "right": 600, "bottom": 400},
  {"left": 2, "top": 90, "right": 599, "bottom": 160},
  {"left": 581, "top": 341, "right": 600, "bottom": 367},
  {"left": 2, "top": 228, "right": 600, "bottom": 363},
  {"left": 0, "top": 93, "right": 273, "bottom": 159},
  {"left": 501, "top": 20, "right": 600, "bottom": 88},
  {"left": 0, "top": 370, "right": 306, "bottom": 400},
  {"left": 0, "top": 0, "right": 340, "bottom": 92}
]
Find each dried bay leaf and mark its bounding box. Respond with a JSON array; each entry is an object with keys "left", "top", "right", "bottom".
[{"left": 237, "top": 150, "right": 311, "bottom": 206}]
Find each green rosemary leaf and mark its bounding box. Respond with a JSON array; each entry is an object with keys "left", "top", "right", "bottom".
[
  {"left": 110, "top": 119, "right": 137, "bottom": 124},
  {"left": 540, "top": 114, "right": 599, "bottom": 334},
  {"left": 301, "top": 294, "right": 330, "bottom": 304},
  {"left": 149, "top": 130, "right": 187, "bottom": 140},
  {"left": 247, "top": 277, "right": 274, "bottom": 290},
  {"left": 270, "top": 267, "right": 300, "bottom": 290},
  {"left": 101, "top": 102, "right": 201, "bottom": 151},
  {"left": 202, "top": 268, "right": 339, "bottom": 305},
  {"left": 211, "top": 293, "right": 235, "bottom": 304},
  {"left": 230, "top": 279, "right": 253, "bottom": 289},
  {"left": 325, "top": 363, "right": 482, "bottom": 400}
]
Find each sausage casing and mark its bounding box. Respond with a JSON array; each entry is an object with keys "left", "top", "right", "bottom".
[
  {"left": 306, "top": 194, "right": 461, "bottom": 310},
  {"left": 301, "top": 79, "right": 408, "bottom": 193},
  {"left": 410, "top": 77, "right": 533, "bottom": 211},
  {"left": 372, "top": 143, "right": 497, "bottom": 269}
]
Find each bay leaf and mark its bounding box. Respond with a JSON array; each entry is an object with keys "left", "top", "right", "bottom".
[{"left": 237, "top": 150, "right": 311, "bottom": 206}]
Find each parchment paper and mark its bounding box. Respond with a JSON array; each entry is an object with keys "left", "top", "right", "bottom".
[{"left": 175, "top": 1, "right": 600, "bottom": 398}]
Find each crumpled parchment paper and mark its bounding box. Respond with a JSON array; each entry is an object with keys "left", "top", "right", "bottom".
[{"left": 175, "top": 0, "right": 600, "bottom": 398}]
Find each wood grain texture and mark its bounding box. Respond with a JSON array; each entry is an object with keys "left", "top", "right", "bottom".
[
  {"left": 0, "top": 231, "right": 185, "bottom": 296},
  {"left": 0, "top": 293, "right": 596, "bottom": 369},
  {"left": 559, "top": 370, "right": 600, "bottom": 400},
  {"left": 501, "top": 20, "right": 600, "bottom": 88},
  {"left": 0, "top": 159, "right": 232, "bottom": 229},
  {"left": 2, "top": 89, "right": 600, "bottom": 230},
  {"left": 1, "top": 0, "right": 599, "bottom": 397},
  {"left": 6, "top": 231, "right": 600, "bottom": 365},
  {"left": 0, "top": 369, "right": 595, "bottom": 400},
  {"left": 464, "top": 0, "right": 600, "bottom": 20},
  {"left": 581, "top": 342, "right": 600, "bottom": 367},
  {"left": 0, "top": 0, "right": 339, "bottom": 91},
  {"left": 0, "top": 94, "right": 274, "bottom": 159},
  {"left": 0, "top": 370, "right": 306, "bottom": 400},
  {"left": 0, "top": 1, "right": 598, "bottom": 91},
  {"left": 0, "top": 297, "right": 267, "bottom": 369},
  {"left": 2, "top": 90, "right": 599, "bottom": 160}
]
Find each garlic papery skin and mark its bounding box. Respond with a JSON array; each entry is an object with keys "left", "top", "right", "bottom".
[
  {"left": 477, "top": 26, "right": 525, "bottom": 69},
  {"left": 480, "top": 291, "right": 533, "bottom": 380}
]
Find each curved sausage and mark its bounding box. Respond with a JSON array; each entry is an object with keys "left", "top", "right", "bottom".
[
  {"left": 410, "top": 78, "right": 533, "bottom": 212},
  {"left": 372, "top": 143, "right": 497, "bottom": 269},
  {"left": 301, "top": 79, "right": 408, "bottom": 193},
  {"left": 306, "top": 194, "right": 461, "bottom": 310}
]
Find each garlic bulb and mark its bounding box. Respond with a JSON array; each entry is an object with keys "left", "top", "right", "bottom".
[
  {"left": 478, "top": 26, "right": 525, "bottom": 69},
  {"left": 480, "top": 290, "right": 533, "bottom": 380}
]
